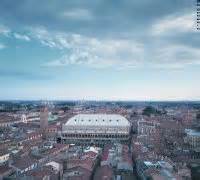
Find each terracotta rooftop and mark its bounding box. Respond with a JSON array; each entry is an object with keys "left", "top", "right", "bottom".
[
  {"left": 101, "top": 145, "right": 112, "bottom": 161},
  {"left": 82, "top": 151, "right": 98, "bottom": 159},
  {"left": 65, "top": 166, "right": 91, "bottom": 180},
  {"left": 93, "top": 165, "right": 113, "bottom": 180},
  {"left": 67, "top": 158, "right": 95, "bottom": 172},
  {"left": 12, "top": 155, "right": 38, "bottom": 170},
  {"left": 0, "top": 165, "right": 13, "bottom": 174}
]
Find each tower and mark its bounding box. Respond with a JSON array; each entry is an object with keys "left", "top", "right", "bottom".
[{"left": 40, "top": 106, "right": 48, "bottom": 130}]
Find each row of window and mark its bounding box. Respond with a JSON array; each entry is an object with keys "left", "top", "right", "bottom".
[
  {"left": 74, "top": 119, "right": 120, "bottom": 122},
  {"left": 63, "top": 133, "right": 128, "bottom": 138}
]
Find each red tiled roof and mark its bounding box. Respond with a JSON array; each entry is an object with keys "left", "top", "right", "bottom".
[
  {"left": 12, "top": 156, "right": 38, "bottom": 170},
  {"left": 68, "top": 158, "right": 95, "bottom": 172},
  {"left": 101, "top": 145, "right": 112, "bottom": 161},
  {"left": 27, "top": 132, "right": 42, "bottom": 138},
  {"left": 82, "top": 151, "right": 97, "bottom": 159},
  {"left": 0, "top": 165, "right": 13, "bottom": 174},
  {"left": 93, "top": 165, "right": 113, "bottom": 180},
  {"left": 65, "top": 166, "right": 91, "bottom": 180},
  {"left": 54, "top": 143, "right": 68, "bottom": 149}
]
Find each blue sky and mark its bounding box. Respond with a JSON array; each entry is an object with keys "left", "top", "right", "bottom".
[{"left": 0, "top": 0, "right": 199, "bottom": 100}]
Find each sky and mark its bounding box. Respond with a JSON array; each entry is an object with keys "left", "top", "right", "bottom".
[{"left": 0, "top": 0, "right": 199, "bottom": 101}]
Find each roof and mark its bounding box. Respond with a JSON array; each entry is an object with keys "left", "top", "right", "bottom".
[
  {"left": 67, "top": 158, "right": 95, "bottom": 172},
  {"left": 12, "top": 156, "right": 38, "bottom": 170},
  {"left": 93, "top": 165, "right": 113, "bottom": 180},
  {"left": 82, "top": 151, "right": 98, "bottom": 159},
  {"left": 185, "top": 129, "right": 200, "bottom": 136},
  {"left": 0, "top": 166, "right": 13, "bottom": 174},
  {"left": 0, "top": 114, "right": 16, "bottom": 123},
  {"left": 0, "top": 149, "right": 9, "bottom": 156},
  {"left": 26, "top": 166, "right": 58, "bottom": 178},
  {"left": 101, "top": 145, "right": 112, "bottom": 161},
  {"left": 64, "top": 114, "right": 130, "bottom": 127},
  {"left": 144, "top": 161, "right": 156, "bottom": 167},
  {"left": 64, "top": 166, "right": 91, "bottom": 180}
]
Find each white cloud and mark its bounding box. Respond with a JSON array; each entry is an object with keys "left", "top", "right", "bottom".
[
  {"left": 152, "top": 12, "right": 196, "bottom": 35},
  {"left": 0, "top": 25, "right": 10, "bottom": 36},
  {"left": 29, "top": 27, "right": 200, "bottom": 70},
  {"left": 0, "top": 43, "right": 6, "bottom": 49},
  {"left": 62, "top": 8, "right": 93, "bottom": 20},
  {"left": 14, "top": 33, "right": 30, "bottom": 41},
  {"left": 151, "top": 45, "right": 200, "bottom": 69},
  {"left": 30, "top": 27, "right": 144, "bottom": 69},
  {"left": 44, "top": 38, "right": 144, "bottom": 69},
  {"left": 29, "top": 27, "right": 66, "bottom": 49}
]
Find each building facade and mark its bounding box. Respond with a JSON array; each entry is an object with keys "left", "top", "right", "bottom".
[
  {"left": 184, "top": 129, "right": 200, "bottom": 149},
  {"left": 137, "top": 119, "right": 159, "bottom": 135},
  {"left": 40, "top": 107, "right": 48, "bottom": 130},
  {"left": 59, "top": 114, "right": 131, "bottom": 145}
]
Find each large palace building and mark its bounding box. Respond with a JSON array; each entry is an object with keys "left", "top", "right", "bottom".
[{"left": 59, "top": 114, "right": 131, "bottom": 145}]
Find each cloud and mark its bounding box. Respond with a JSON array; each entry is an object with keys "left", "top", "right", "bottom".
[
  {"left": 33, "top": 30, "right": 144, "bottom": 69},
  {"left": 0, "top": 43, "right": 6, "bottom": 49},
  {"left": 29, "top": 27, "right": 66, "bottom": 49},
  {"left": 0, "top": 69, "right": 52, "bottom": 80},
  {"left": 1, "top": 23, "right": 199, "bottom": 70},
  {"left": 14, "top": 33, "right": 30, "bottom": 41},
  {"left": 0, "top": 1, "right": 198, "bottom": 71},
  {"left": 152, "top": 12, "right": 196, "bottom": 35},
  {"left": 28, "top": 26, "right": 200, "bottom": 70},
  {"left": 147, "top": 44, "right": 200, "bottom": 69},
  {"left": 61, "top": 8, "right": 93, "bottom": 21},
  {"left": 27, "top": 26, "right": 200, "bottom": 70},
  {"left": 158, "top": 45, "right": 200, "bottom": 64},
  {"left": 0, "top": 24, "right": 10, "bottom": 36},
  {"left": 0, "top": 0, "right": 192, "bottom": 39}
]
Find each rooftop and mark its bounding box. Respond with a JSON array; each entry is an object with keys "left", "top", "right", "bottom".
[
  {"left": 93, "top": 165, "right": 113, "bottom": 180},
  {"left": 0, "top": 165, "right": 13, "bottom": 174},
  {"left": 64, "top": 114, "right": 130, "bottom": 127},
  {"left": 185, "top": 129, "right": 200, "bottom": 136},
  {"left": 12, "top": 155, "right": 38, "bottom": 170},
  {"left": 64, "top": 166, "right": 91, "bottom": 180}
]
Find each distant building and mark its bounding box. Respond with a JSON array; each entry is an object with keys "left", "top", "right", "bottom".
[
  {"left": 137, "top": 119, "right": 158, "bottom": 135},
  {"left": 60, "top": 114, "right": 131, "bottom": 145},
  {"left": 136, "top": 160, "right": 174, "bottom": 180},
  {"left": 40, "top": 107, "right": 48, "bottom": 130},
  {"left": 0, "top": 166, "right": 13, "bottom": 180},
  {"left": 0, "top": 114, "right": 20, "bottom": 127},
  {"left": 10, "top": 155, "right": 38, "bottom": 175},
  {"left": 184, "top": 129, "right": 200, "bottom": 148},
  {"left": 46, "top": 125, "right": 58, "bottom": 139},
  {"left": 21, "top": 114, "right": 27, "bottom": 123},
  {"left": 0, "top": 150, "right": 9, "bottom": 164},
  {"left": 63, "top": 166, "right": 91, "bottom": 180},
  {"left": 24, "top": 131, "right": 43, "bottom": 143},
  {"left": 25, "top": 165, "right": 60, "bottom": 180},
  {"left": 101, "top": 144, "right": 132, "bottom": 172},
  {"left": 93, "top": 165, "right": 113, "bottom": 180},
  {"left": 21, "top": 112, "right": 40, "bottom": 123}
]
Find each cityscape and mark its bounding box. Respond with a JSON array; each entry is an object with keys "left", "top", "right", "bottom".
[
  {"left": 0, "top": 101, "right": 199, "bottom": 179},
  {"left": 0, "top": 0, "right": 200, "bottom": 180}
]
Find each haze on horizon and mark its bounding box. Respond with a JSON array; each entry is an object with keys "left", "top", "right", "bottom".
[{"left": 0, "top": 0, "right": 199, "bottom": 101}]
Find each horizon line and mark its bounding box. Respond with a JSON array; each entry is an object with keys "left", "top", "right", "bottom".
[{"left": 0, "top": 99, "right": 200, "bottom": 102}]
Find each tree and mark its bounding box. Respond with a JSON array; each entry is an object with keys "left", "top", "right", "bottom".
[{"left": 142, "top": 106, "right": 162, "bottom": 117}]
